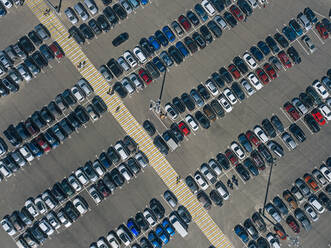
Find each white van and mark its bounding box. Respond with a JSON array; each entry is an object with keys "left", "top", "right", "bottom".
[
  {"left": 169, "top": 212, "right": 188, "bottom": 237},
  {"left": 201, "top": 0, "right": 216, "bottom": 16},
  {"left": 297, "top": 13, "right": 312, "bottom": 30}
]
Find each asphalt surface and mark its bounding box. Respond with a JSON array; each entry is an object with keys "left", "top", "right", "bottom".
[{"left": 0, "top": 0, "right": 330, "bottom": 248}]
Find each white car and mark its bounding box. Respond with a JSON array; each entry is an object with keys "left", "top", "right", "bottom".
[
  {"left": 71, "top": 86, "right": 85, "bottom": 102},
  {"left": 304, "top": 203, "right": 318, "bottom": 221},
  {"left": 208, "top": 159, "right": 222, "bottom": 176},
  {"left": 77, "top": 78, "right": 93, "bottom": 96},
  {"left": 0, "top": 162, "right": 11, "bottom": 178},
  {"left": 312, "top": 81, "right": 329, "bottom": 99},
  {"left": 165, "top": 103, "right": 178, "bottom": 120},
  {"left": 217, "top": 94, "right": 232, "bottom": 112},
  {"left": 123, "top": 51, "right": 138, "bottom": 68},
  {"left": 75, "top": 168, "right": 89, "bottom": 185},
  {"left": 88, "top": 185, "right": 103, "bottom": 204},
  {"left": 230, "top": 142, "right": 245, "bottom": 160},
  {"left": 241, "top": 79, "right": 255, "bottom": 96},
  {"left": 34, "top": 196, "right": 47, "bottom": 215},
  {"left": 97, "top": 238, "right": 110, "bottom": 248},
  {"left": 312, "top": 169, "right": 327, "bottom": 185},
  {"left": 135, "top": 151, "right": 149, "bottom": 168},
  {"left": 17, "top": 64, "right": 32, "bottom": 81},
  {"left": 308, "top": 195, "right": 325, "bottom": 214},
  {"left": 194, "top": 171, "right": 209, "bottom": 190},
  {"left": 200, "top": 164, "right": 217, "bottom": 184},
  {"left": 19, "top": 145, "right": 34, "bottom": 162},
  {"left": 143, "top": 209, "right": 157, "bottom": 227},
  {"left": 133, "top": 46, "right": 147, "bottom": 63},
  {"left": 57, "top": 210, "right": 72, "bottom": 228},
  {"left": 247, "top": 72, "right": 263, "bottom": 90},
  {"left": 120, "top": 0, "right": 132, "bottom": 14},
  {"left": 118, "top": 57, "right": 131, "bottom": 71},
  {"left": 201, "top": 0, "right": 216, "bottom": 16},
  {"left": 24, "top": 198, "right": 39, "bottom": 218},
  {"left": 318, "top": 104, "right": 331, "bottom": 120},
  {"left": 39, "top": 218, "right": 55, "bottom": 236},
  {"left": 320, "top": 165, "right": 331, "bottom": 182},
  {"left": 129, "top": 73, "right": 143, "bottom": 89},
  {"left": 292, "top": 98, "right": 308, "bottom": 114},
  {"left": 116, "top": 226, "right": 132, "bottom": 246},
  {"left": 1, "top": 217, "right": 16, "bottom": 236},
  {"left": 223, "top": 88, "right": 237, "bottom": 105},
  {"left": 65, "top": 7, "right": 79, "bottom": 24},
  {"left": 92, "top": 160, "right": 105, "bottom": 177},
  {"left": 42, "top": 191, "right": 57, "bottom": 209},
  {"left": 185, "top": 114, "right": 199, "bottom": 131},
  {"left": 46, "top": 212, "right": 61, "bottom": 230},
  {"left": 121, "top": 78, "right": 135, "bottom": 95},
  {"left": 106, "top": 232, "right": 121, "bottom": 248},
  {"left": 118, "top": 164, "right": 132, "bottom": 181},
  {"left": 253, "top": 125, "right": 269, "bottom": 143},
  {"left": 68, "top": 174, "right": 83, "bottom": 192},
  {"left": 114, "top": 141, "right": 129, "bottom": 160},
  {"left": 73, "top": 196, "right": 89, "bottom": 214},
  {"left": 205, "top": 79, "right": 219, "bottom": 96},
  {"left": 84, "top": 0, "right": 98, "bottom": 15},
  {"left": 74, "top": 3, "right": 89, "bottom": 21},
  {"left": 243, "top": 52, "right": 257, "bottom": 69},
  {"left": 266, "top": 233, "right": 280, "bottom": 248},
  {"left": 0, "top": 0, "right": 13, "bottom": 8},
  {"left": 99, "top": 65, "right": 113, "bottom": 82},
  {"left": 213, "top": 15, "right": 227, "bottom": 29}
]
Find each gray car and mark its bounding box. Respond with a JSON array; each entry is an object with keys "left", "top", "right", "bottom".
[
  {"left": 268, "top": 56, "right": 282, "bottom": 71},
  {"left": 265, "top": 203, "right": 282, "bottom": 223},
  {"left": 281, "top": 132, "right": 297, "bottom": 150},
  {"left": 295, "top": 178, "right": 311, "bottom": 197},
  {"left": 185, "top": 175, "right": 199, "bottom": 194},
  {"left": 267, "top": 140, "right": 284, "bottom": 157},
  {"left": 99, "top": 65, "right": 113, "bottom": 82},
  {"left": 190, "top": 89, "right": 204, "bottom": 107},
  {"left": 294, "top": 208, "right": 311, "bottom": 231}
]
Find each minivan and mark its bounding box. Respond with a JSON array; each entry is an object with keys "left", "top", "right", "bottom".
[{"left": 169, "top": 212, "right": 188, "bottom": 237}]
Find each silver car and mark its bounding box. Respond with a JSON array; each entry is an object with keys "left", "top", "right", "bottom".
[
  {"left": 291, "top": 97, "right": 308, "bottom": 114},
  {"left": 265, "top": 203, "right": 282, "bottom": 223},
  {"left": 214, "top": 15, "right": 227, "bottom": 29},
  {"left": 65, "top": 7, "right": 78, "bottom": 24},
  {"left": 121, "top": 77, "right": 135, "bottom": 95},
  {"left": 99, "top": 65, "right": 113, "bottom": 82},
  {"left": 17, "top": 64, "right": 32, "bottom": 81},
  {"left": 8, "top": 69, "right": 23, "bottom": 84},
  {"left": 117, "top": 56, "right": 130, "bottom": 71},
  {"left": 74, "top": 2, "right": 89, "bottom": 21},
  {"left": 295, "top": 178, "right": 311, "bottom": 197},
  {"left": 129, "top": 73, "right": 143, "bottom": 89},
  {"left": 281, "top": 132, "right": 297, "bottom": 150}
]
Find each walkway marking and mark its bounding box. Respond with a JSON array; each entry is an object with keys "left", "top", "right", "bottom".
[{"left": 25, "top": 1, "right": 233, "bottom": 247}]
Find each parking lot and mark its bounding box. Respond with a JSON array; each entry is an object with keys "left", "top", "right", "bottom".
[{"left": 0, "top": 0, "right": 330, "bottom": 248}]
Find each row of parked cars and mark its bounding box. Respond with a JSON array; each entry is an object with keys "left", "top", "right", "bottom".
[
  {"left": 0, "top": 0, "right": 24, "bottom": 17},
  {"left": 108, "top": 0, "right": 263, "bottom": 98},
  {"left": 234, "top": 158, "right": 331, "bottom": 248},
  {"left": 67, "top": 0, "right": 149, "bottom": 45},
  {"left": 90, "top": 198, "right": 191, "bottom": 248}
]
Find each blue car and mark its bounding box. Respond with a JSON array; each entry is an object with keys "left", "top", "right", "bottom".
[
  {"left": 140, "top": 0, "right": 149, "bottom": 5},
  {"left": 238, "top": 134, "right": 252, "bottom": 153},
  {"left": 175, "top": 41, "right": 189, "bottom": 57},
  {"left": 43, "top": 131, "right": 59, "bottom": 149},
  {"left": 152, "top": 57, "right": 166, "bottom": 72},
  {"left": 289, "top": 19, "right": 303, "bottom": 36},
  {"left": 155, "top": 30, "right": 168, "bottom": 47},
  {"left": 27, "top": 141, "right": 43, "bottom": 157},
  {"left": 282, "top": 26, "right": 297, "bottom": 41},
  {"left": 162, "top": 26, "right": 176, "bottom": 43},
  {"left": 99, "top": 152, "right": 111, "bottom": 169},
  {"left": 148, "top": 230, "right": 162, "bottom": 248},
  {"left": 155, "top": 225, "right": 169, "bottom": 244},
  {"left": 160, "top": 51, "right": 174, "bottom": 67},
  {"left": 249, "top": 46, "right": 264, "bottom": 61},
  {"left": 127, "top": 219, "right": 141, "bottom": 237},
  {"left": 162, "top": 218, "right": 175, "bottom": 236},
  {"left": 234, "top": 224, "right": 249, "bottom": 243},
  {"left": 257, "top": 41, "right": 270, "bottom": 56},
  {"left": 148, "top": 36, "right": 161, "bottom": 51},
  {"left": 194, "top": 3, "right": 208, "bottom": 22}
]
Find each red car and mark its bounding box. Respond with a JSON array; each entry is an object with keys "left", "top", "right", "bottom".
[
  {"left": 311, "top": 108, "right": 326, "bottom": 126},
  {"left": 286, "top": 215, "right": 300, "bottom": 234},
  {"left": 255, "top": 68, "right": 270, "bottom": 85},
  {"left": 245, "top": 130, "right": 261, "bottom": 146},
  {"left": 178, "top": 15, "right": 191, "bottom": 32},
  {"left": 263, "top": 63, "right": 277, "bottom": 80},
  {"left": 316, "top": 22, "right": 329, "bottom": 40},
  {"left": 49, "top": 42, "right": 64, "bottom": 59},
  {"left": 230, "top": 5, "right": 244, "bottom": 21},
  {"left": 277, "top": 51, "right": 292, "bottom": 69},
  {"left": 35, "top": 135, "right": 51, "bottom": 153},
  {"left": 178, "top": 121, "right": 190, "bottom": 136},
  {"left": 225, "top": 149, "right": 238, "bottom": 166},
  {"left": 283, "top": 102, "right": 300, "bottom": 121},
  {"left": 138, "top": 68, "right": 152, "bottom": 85},
  {"left": 228, "top": 64, "right": 241, "bottom": 79}
]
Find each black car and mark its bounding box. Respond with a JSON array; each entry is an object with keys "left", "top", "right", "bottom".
[
  {"left": 103, "top": 6, "right": 118, "bottom": 26},
  {"left": 127, "top": 158, "right": 141, "bottom": 175},
  {"left": 97, "top": 15, "right": 111, "bottom": 32},
  {"left": 31, "top": 51, "right": 47, "bottom": 68},
  {"left": 303, "top": 114, "right": 320, "bottom": 133},
  {"left": 107, "top": 146, "right": 121, "bottom": 164},
  {"left": 237, "top": 0, "right": 252, "bottom": 16},
  {"left": 79, "top": 23, "right": 95, "bottom": 40},
  {"left": 113, "top": 82, "right": 128, "bottom": 98},
  {"left": 145, "top": 62, "right": 160, "bottom": 79},
  {"left": 170, "top": 123, "right": 184, "bottom": 142},
  {"left": 59, "top": 118, "right": 74, "bottom": 136},
  {"left": 287, "top": 46, "right": 301, "bottom": 64},
  {"left": 197, "top": 84, "right": 210, "bottom": 100},
  {"left": 211, "top": 72, "right": 225, "bottom": 88},
  {"left": 265, "top": 36, "right": 280, "bottom": 53},
  {"left": 219, "top": 67, "right": 233, "bottom": 84},
  {"left": 210, "top": 0, "right": 225, "bottom": 12},
  {"left": 209, "top": 190, "right": 223, "bottom": 206},
  {"left": 195, "top": 111, "right": 210, "bottom": 129},
  {"left": 172, "top": 97, "right": 186, "bottom": 113},
  {"left": 187, "top": 10, "right": 200, "bottom": 26},
  {"left": 289, "top": 123, "right": 306, "bottom": 142},
  {"left": 181, "top": 93, "right": 195, "bottom": 111},
  {"left": 223, "top": 11, "right": 237, "bottom": 27},
  {"left": 177, "top": 205, "right": 192, "bottom": 223},
  {"left": 88, "top": 19, "right": 102, "bottom": 35},
  {"left": 39, "top": 45, "right": 54, "bottom": 62},
  {"left": 270, "top": 115, "right": 284, "bottom": 133},
  {"left": 112, "top": 32, "right": 129, "bottom": 47},
  {"left": 107, "top": 58, "right": 123, "bottom": 77},
  {"left": 113, "top": 3, "right": 127, "bottom": 20},
  {"left": 74, "top": 105, "right": 90, "bottom": 124},
  {"left": 231, "top": 82, "right": 245, "bottom": 101},
  {"left": 92, "top": 96, "right": 108, "bottom": 114},
  {"left": 51, "top": 124, "right": 67, "bottom": 141},
  {"left": 123, "top": 136, "right": 137, "bottom": 154},
  {"left": 47, "top": 101, "right": 62, "bottom": 118},
  {"left": 168, "top": 46, "right": 183, "bottom": 65},
  {"left": 31, "top": 111, "right": 46, "bottom": 129},
  {"left": 1, "top": 77, "right": 19, "bottom": 93},
  {"left": 0, "top": 81, "right": 9, "bottom": 97},
  {"left": 243, "top": 158, "right": 259, "bottom": 176},
  {"left": 18, "top": 36, "right": 35, "bottom": 54},
  {"left": 15, "top": 122, "right": 31, "bottom": 140},
  {"left": 153, "top": 135, "right": 169, "bottom": 155},
  {"left": 68, "top": 26, "right": 85, "bottom": 45},
  {"left": 62, "top": 89, "right": 77, "bottom": 106},
  {"left": 185, "top": 175, "right": 199, "bottom": 193},
  {"left": 52, "top": 183, "right": 67, "bottom": 203},
  {"left": 216, "top": 153, "right": 230, "bottom": 170},
  {"left": 261, "top": 119, "right": 276, "bottom": 138},
  {"left": 143, "top": 120, "right": 156, "bottom": 136},
  {"left": 257, "top": 144, "right": 273, "bottom": 164},
  {"left": 200, "top": 25, "right": 213, "bottom": 43},
  {"left": 184, "top": 37, "right": 198, "bottom": 53},
  {"left": 29, "top": 223, "right": 47, "bottom": 243},
  {"left": 207, "top": 20, "right": 222, "bottom": 38},
  {"left": 28, "top": 31, "right": 42, "bottom": 46},
  {"left": 299, "top": 92, "right": 314, "bottom": 108},
  {"left": 64, "top": 201, "right": 80, "bottom": 221},
  {"left": 192, "top": 32, "right": 206, "bottom": 49},
  {"left": 4, "top": 125, "right": 22, "bottom": 147},
  {"left": 67, "top": 112, "right": 81, "bottom": 129},
  {"left": 139, "top": 38, "right": 154, "bottom": 58},
  {"left": 135, "top": 212, "right": 149, "bottom": 231},
  {"left": 210, "top": 99, "right": 225, "bottom": 117},
  {"left": 150, "top": 199, "right": 165, "bottom": 219},
  {"left": 235, "top": 163, "right": 250, "bottom": 181},
  {"left": 233, "top": 56, "right": 248, "bottom": 74},
  {"left": 274, "top": 33, "right": 289, "bottom": 48}
]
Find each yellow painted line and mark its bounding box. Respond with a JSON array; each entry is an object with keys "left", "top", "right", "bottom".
[{"left": 25, "top": 1, "right": 233, "bottom": 247}]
